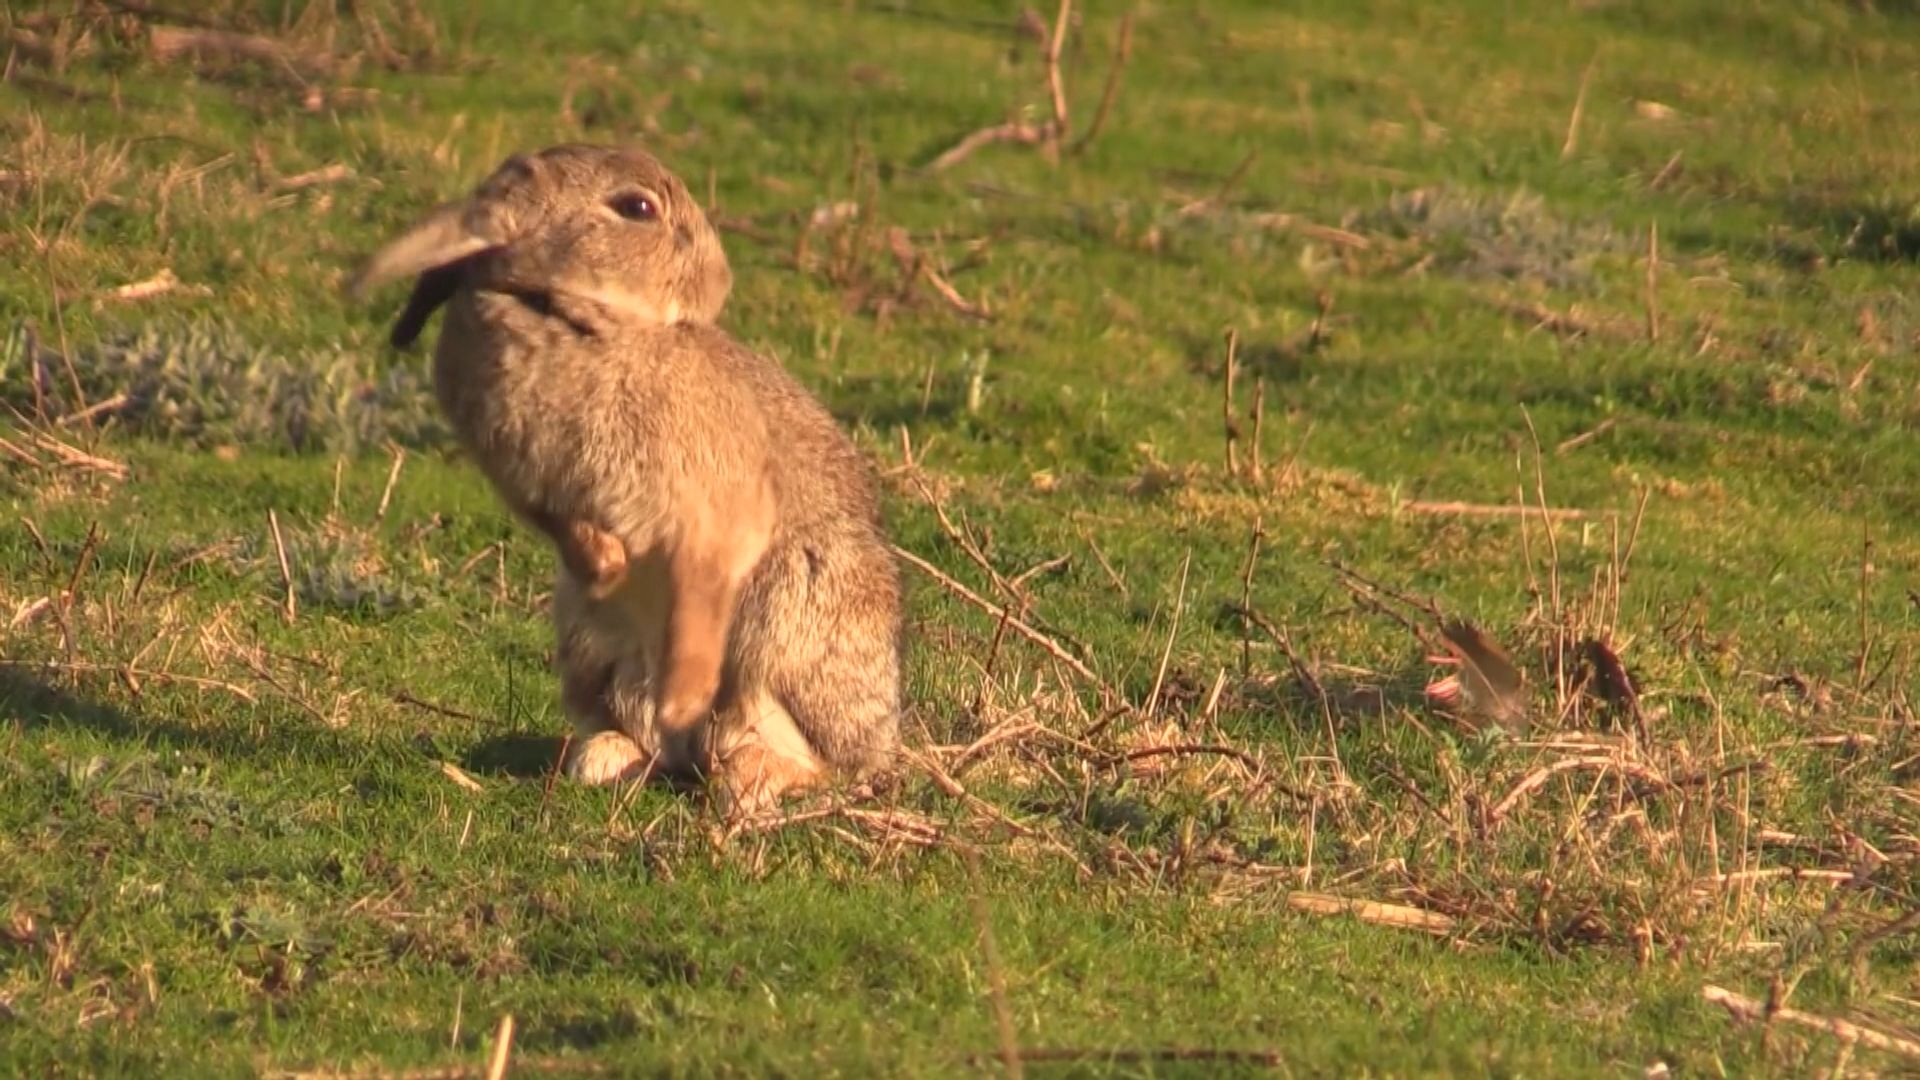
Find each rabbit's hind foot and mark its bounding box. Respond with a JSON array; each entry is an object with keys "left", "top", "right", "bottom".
[{"left": 710, "top": 696, "right": 824, "bottom": 819}]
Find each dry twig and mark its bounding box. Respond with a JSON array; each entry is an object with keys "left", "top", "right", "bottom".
[{"left": 1703, "top": 984, "right": 1920, "bottom": 1059}]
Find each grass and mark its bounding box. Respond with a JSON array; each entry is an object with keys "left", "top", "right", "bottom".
[{"left": 4, "top": 0, "right": 1920, "bottom": 1075}]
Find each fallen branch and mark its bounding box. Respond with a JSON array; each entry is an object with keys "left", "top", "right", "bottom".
[
  {"left": 1693, "top": 868, "right": 1858, "bottom": 891},
  {"left": 1702, "top": 984, "right": 1920, "bottom": 1060},
  {"left": 1287, "top": 892, "right": 1456, "bottom": 935},
  {"left": 929, "top": 122, "right": 1050, "bottom": 172},
  {"left": 964, "top": 1047, "right": 1286, "bottom": 1068},
  {"left": 893, "top": 544, "right": 1106, "bottom": 691},
  {"left": 438, "top": 761, "right": 485, "bottom": 793},
  {"left": 96, "top": 267, "right": 209, "bottom": 305},
  {"left": 9, "top": 424, "right": 128, "bottom": 479},
  {"left": 1122, "top": 743, "right": 1265, "bottom": 776},
  {"left": 1490, "top": 755, "right": 1671, "bottom": 822},
  {"left": 1242, "top": 212, "right": 1372, "bottom": 251},
  {"left": 1400, "top": 500, "right": 1591, "bottom": 521},
  {"left": 273, "top": 163, "right": 356, "bottom": 192},
  {"left": 148, "top": 25, "right": 335, "bottom": 79}
]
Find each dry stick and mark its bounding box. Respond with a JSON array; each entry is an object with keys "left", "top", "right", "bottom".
[
  {"left": 1850, "top": 906, "right": 1920, "bottom": 963},
  {"left": 947, "top": 719, "right": 1043, "bottom": 775},
  {"left": 266, "top": 1060, "right": 608, "bottom": 1080},
  {"left": 1520, "top": 408, "right": 1566, "bottom": 707},
  {"left": 1489, "top": 755, "right": 1670, "bottom": 822},
  {"left": 1554, "top": 416, "right": 1618, "bottom": 455},
  {"left": 1144, "top": 549, "right": 1193, "bottom": 718},
  {"left": 1400, "top": 500, "right": 1591, "bottom": 520},
  {"left": 1238, "top": 517, "right": 1264, "bottom": 674},
  {"left": 41, "top": 253, "right": 93, "bottom": 437},
  {"left": 1287, "top": 892, "right": 1456, "bottom": 935},
  {"left": 972, "top": 605, "right": 1015, "bottom": 715},
  {"left": 1067, "top": 9, "right": 1134, "bottom": 155},
  {"left": 1233, "top": 603, "right": 1325, "bottom": 703},
  {"left": 1703, "top": 984, "right": 1920, "bottom": 1060},
  {"left": 967, "top": 1048, "right": 1285, "bottom": 1068},
  {"left": 1333, "top": 577, "right": 1438, "bottom": 654},
  {"left": 894, "top": 545, "right": 1106, "bottom": 690},
  {"left": 1221, "top": 329, "right": 1241, "bottom": 477},
  {"left": 911, "top": 475, "right": 1018, "bottom": 600},
  {"left": 1180, "top": 149, "right": 1260, "bottom": 217},
  {"left": 964, "top": 848, "right": 1024, "bottom": 1079},
  {"left": 1856, "top": 522, "right": 1873, "bottom": 688},
  {"left": 267, "top": 510, "right": 296, "bottom": 622},
  {"left": 1124, "top": 744, "right": 1265, "bottom": 777},
  {"left": 483, "top": 1014, "right": 515, "bottom": 1080},
  {"left": 1249, "top": 375, "right": 1266, "bottom": 482},
  {"left": 1327, "top": 558, "right": 1445, "bottom": 621},
  {"left": 392, "top": 690, "right": 480, "bottom": 723},
  {"left": 45, "top": 522, "right": 99, "bottom": 665},
  {"left": 55, "top": 393, "right": 129, "bottom": 429},
  {"left": 1645, "top": 221, "right": 1660, "bottom": 343},
  {"left": 376, "top": 445, "right": 407, "bottom": 521},
  {"left": 0, "top": 433, "right": 45, "bottom": 470},
  {"left": 19, "top": 426, "right": 129, "bottom": 478},
  {"left": 1308, "top": 289, "right": 1335, "bottom": 348},
  {"left": 1560, "top": 48, "right": 1600, "bottom": 161},
  {"left": 1008, "top": 553, "right": 1071, "bottom": 590},
  {"left": 1042, "top": 0, "right": 1073, "bottom": 158},
  {"left": 1084, "top": 533, "right": 1129, "bottom": 598},
  {"left": 1649, "top": 150, "right": 1684, "bottom": 190},
  {"left": 928, "top": 122, "right": 1049, "bottom": 171},
  {"left": 1694, "top": 868, "right": 1857, "bottom": 890}
]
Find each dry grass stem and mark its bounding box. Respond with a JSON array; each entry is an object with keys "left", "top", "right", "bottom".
[
  {"left": 267, "top": 509, "right": 296, "bottom": 622},
  {"left": 893, "top": 544, "right": 1106, "bottom": 691},
  {"left": 1144, "top": 550, "right": 1193, "bottom": 717},
  {"left": 1703, "top": 984, "right": 1920, "bottom": 1059},
  {"left": 376, "top": 445, "right": 407, "bottom": 520},
  {"left": 483, "top": 1014, "right": 515, "bottom": 1080},
  {"left": 1560, "top": 49, "right": 1600, "bottom": 160}
]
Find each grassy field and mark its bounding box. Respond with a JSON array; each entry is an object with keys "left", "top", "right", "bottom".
[{"left": 4, "top": 1, "right": 1920, "bottom": 1075}]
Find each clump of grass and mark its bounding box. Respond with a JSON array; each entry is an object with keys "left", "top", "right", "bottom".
[
  {"left": 0, "top": 321, "right": 445, "bottom": 452},
  {"left": 1359, "top": 186, "right": 1628, "bottom": 287}
]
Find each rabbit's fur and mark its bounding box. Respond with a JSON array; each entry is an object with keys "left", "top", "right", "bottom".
[{"left": 348, "top": 144, "right": 901, "bottom": 813}]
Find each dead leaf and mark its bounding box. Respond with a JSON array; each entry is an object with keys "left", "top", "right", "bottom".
[
  {"left": 1437, "top": 620, "right": 1528, "bottom": 732},
  {"left": 1580, "top": 637, "right": 1642, "bottom": 728}
]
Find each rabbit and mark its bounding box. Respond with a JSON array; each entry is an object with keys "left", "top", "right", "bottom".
[{"left": 346, "top": 143, "right": 902, "bottom": 814}]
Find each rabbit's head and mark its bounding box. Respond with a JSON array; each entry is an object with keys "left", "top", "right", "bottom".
[{"left": 348, "top": 144, "right": 733, "bottom": 344}]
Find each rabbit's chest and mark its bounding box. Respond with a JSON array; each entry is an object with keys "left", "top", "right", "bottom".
[{"left": 432, "top": 299, "right": 593, "bottom": 470}]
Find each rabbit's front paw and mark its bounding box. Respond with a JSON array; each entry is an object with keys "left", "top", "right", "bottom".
[{"left": 566, "top": 730, "right": 650, "bottom": 786}]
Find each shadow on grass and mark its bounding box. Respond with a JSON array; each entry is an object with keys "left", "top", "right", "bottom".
[
  {"left": 2, "top": 666, "right": 353, "bottom": 770},
  {"left": 1784, "top": 194, "right": 1920, "bottom": 264},
  {"left": 463, "top": 732, "right": 566, "bottom": 778}
]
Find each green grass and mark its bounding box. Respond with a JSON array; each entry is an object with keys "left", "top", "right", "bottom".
[{"left": 5, "top": 1, "right": 1920, "bottom": 1075}]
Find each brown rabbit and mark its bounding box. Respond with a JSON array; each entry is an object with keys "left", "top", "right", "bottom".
[{"left": 347, "top": 144, "right": 902, "bottom": 813}]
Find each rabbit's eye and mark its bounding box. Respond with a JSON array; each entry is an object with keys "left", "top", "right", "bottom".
[{"left": 607, "top": 192, "right": 659, "bottom": 222}]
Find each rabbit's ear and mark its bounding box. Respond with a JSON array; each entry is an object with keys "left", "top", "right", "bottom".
[
  {"left": 344, "top": 201, "right": 501, "bottom": 300},
  {"left": 387, "top": 263, "right": 463, "bottom": 350}
]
